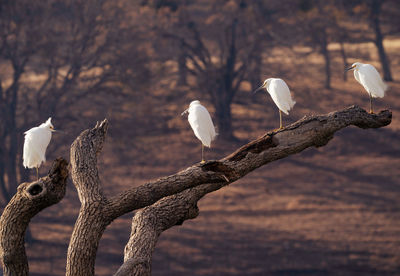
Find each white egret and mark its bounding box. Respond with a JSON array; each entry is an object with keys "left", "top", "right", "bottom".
[
  {"left": 181, "top": 100, "right": 217, "bottom": 163},
  {"left": 23, "top": 117, "right": 56, "bottom": 179},
  {"left": 346, "top": 62, "right": 387, "bottom": 114},
  {"left": 254, "top": 78, "right": 296, "bottom": 129}
]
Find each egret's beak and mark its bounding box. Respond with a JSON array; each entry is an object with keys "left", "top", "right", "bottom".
[
  {"left": 52, "top": 129, "right": 64, "bottom": 133},
  {"left": 345, "top": 65, "right": 356, "bottom": 72},
  {"left": 181, "top": 109, "right": 189, "bottom": 116},
  {"left": 253, "top": 86, "right": 264, "bottom": 94}
]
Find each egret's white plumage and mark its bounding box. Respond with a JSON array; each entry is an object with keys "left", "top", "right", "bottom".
[
  {"left": 255, "top": 78, "right": 296, "bottom": 129},
  {"left": 182, "top": 100, "right": 216, "bottom": 162},
  {"left": 264, "top": 78, "right": 296, "bottom": 115},
  {"left": 23, "top": 117, "right": 55, "bottom": 178},
  {"left": 352, "top": 62, "right": 387, "bottom": 98},
  {"left": 347, "top": 62, "right": 387, "bottom": 113}
]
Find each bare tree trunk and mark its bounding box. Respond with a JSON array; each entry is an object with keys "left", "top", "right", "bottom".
[
  {"left": 0, "top": 83, "right": 8, "bottom": 206},
  {"left": 339, "top": 41, "right": 348, "bottom": 81},
  {"left": 214, "top": 94, "right": 234, "bottom": 140},
  {"left": 6, "top": 126, "right": 18, "bottom": 196},
  {"left": 211, "top": 19, "right": 238, "bottom": 140},
  {"left": 0, "top": 140, "right": 10, "bottom": 205},
  {"left": 18, "top": 163, "right": 35, "bottom": 244},
  {"left": 370, "top": 0, "right": 393, "bottom": 81},
  {"left": 0, "top": 159, "right": 68, "bottom": 276},
  {"left": 177, "top": 41, "right": 187, "bottom": 86},
  {"left": 65, "top": 119, "right": 235, "bottom": 275},
  {"left": 3, "top": 66, "right": 24, "bottom": 203},
  {"left": 66, "top": 120, "right": 110, "bottom": 276},
  {"left": 0, "top": 167, "right": 9, "bottom": 205},
  {"left": 320, "top": 28, "right": 331, "bottom": 89},
  {"left": 114, "top": 184, "right": 220, "bottom": 276},
  {"left": 249, "top": 47, "right": 263, "bottom": 92}
]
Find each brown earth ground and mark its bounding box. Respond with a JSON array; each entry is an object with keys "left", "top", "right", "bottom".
[{"left": 16, "top": 39, "right": 400, "bottom": 275}]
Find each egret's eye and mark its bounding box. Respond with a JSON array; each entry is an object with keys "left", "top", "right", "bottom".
[{"left": 50, "top": 126, "right": 54, "bottom": 130}]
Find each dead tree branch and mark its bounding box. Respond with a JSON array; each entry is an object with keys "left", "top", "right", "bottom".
[
  {"left": 0, "top": 105, "right": 384, "bottom": 276},
  {"left": 114, "top": 184, "right": 222, "bottom": 276},
  {"left": 115, "top": 106, "right": 392, "bottom": 276},
  {"left": 0, "top": 158, "right": 68, "bottom": 276}
]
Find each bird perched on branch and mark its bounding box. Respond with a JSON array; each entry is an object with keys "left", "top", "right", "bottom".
[
  {"left": 182, "top": 100, "right": 217, "bottom": 163},
  {"left": 23, "top": 117, "right": 57, "bottom": 179},
  {"left": 254, "top": 78, "right": 296, "bottom": 129},
  {"left": 346, "top": 62, "right": 387, "bottom": 114}
]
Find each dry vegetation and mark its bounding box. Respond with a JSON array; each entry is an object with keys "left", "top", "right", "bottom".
[{"left": 16, "top": 37, "right": 400, "bottom": 275}]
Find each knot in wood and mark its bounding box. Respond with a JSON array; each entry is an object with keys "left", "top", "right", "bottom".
[
  {"left": 19, "top": 181, "right": 47, "bottom": 200},
  {"left": 27, "top": 183, "right": 44, "bottom": 196}
]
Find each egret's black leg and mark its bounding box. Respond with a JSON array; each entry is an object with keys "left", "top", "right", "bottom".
[
  {"left": 201, "top": 144, "right": 205, "bottom": 164},
  {"left": 369, "top": 93, "right": 374, "bottom": 114}
]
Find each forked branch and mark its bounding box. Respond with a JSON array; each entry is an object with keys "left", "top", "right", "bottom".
[
  {"left": 0, "top": 106, "right": 390, "bottom": 276},
  {"left": 114, "top": 184, "right": 223, "bottom": 276}
]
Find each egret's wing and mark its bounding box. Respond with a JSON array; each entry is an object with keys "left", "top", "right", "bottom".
[
  {"left": 28, "top": 128, "right": 52, "bottom": 156},
  {"left": 188, "top": 105, "right": 216, "bottom": 147},
  {"left": 354, "top": 70, "right": 361, "bottom": 85},
  {"left": 267, "top": 79, "right": 296, "bottom": 115},
  {"left": 23, "top": 129, "right": 43, "bottom": 168},
  {"left": 23, "top": 128, "right": 51, "bottom": 168},
  {"left": 358, "top": 64, "right": 387, "bottom": 98}
]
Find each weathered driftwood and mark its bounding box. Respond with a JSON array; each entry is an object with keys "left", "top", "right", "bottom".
[
  {"left": 0, "top": 158, "right": 68, "bottom": 276},
  {"left": 0, "top": 106, "right": 392, "bottom": 276}
]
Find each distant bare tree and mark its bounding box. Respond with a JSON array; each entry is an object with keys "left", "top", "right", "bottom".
[
  {"left": 0, "top": 0, "right": 150, "bottom": 206},
  {"left": 368, "top": 0, "right": 393, "bottom": 81},
  {"left": 145, "top": 0, "right": 275, "bottom": 139},
  {"left": 341, "top": 0, "right": 395, "bottom": 81},
  {"left": 290, "top": 0, "right": 350, "bottom": 89}
]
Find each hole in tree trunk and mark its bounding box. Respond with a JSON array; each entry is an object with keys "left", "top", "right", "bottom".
[{"left": 28, "top": 184, "right": 43, "bottom": 196}]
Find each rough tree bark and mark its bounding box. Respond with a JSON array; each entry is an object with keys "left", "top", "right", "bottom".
[
  {"left": 114, "top": 184, "right": 224, "bottom": 276},
  {"left": 0, "top": 158, "right": 68, "bottom": 276},
  {"left": 0, "top": 106, "right": 392, "bottom": 276}
]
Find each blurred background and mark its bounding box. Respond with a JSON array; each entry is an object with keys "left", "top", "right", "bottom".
[{"left": 1, "top": 0, "right": 400, "bottom": 275}]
